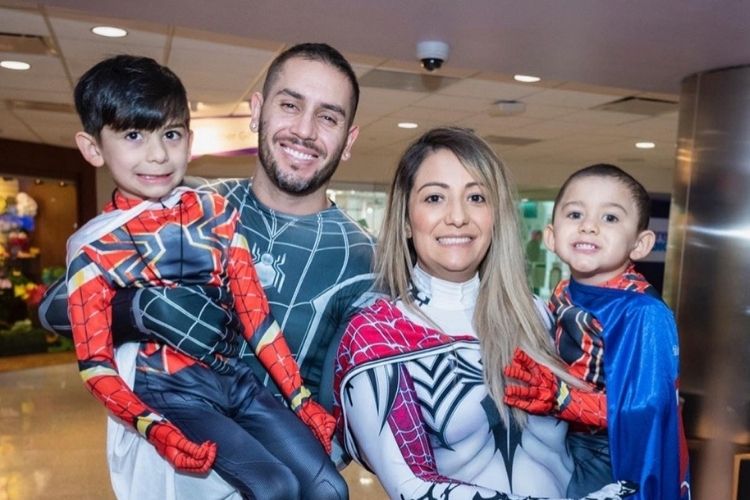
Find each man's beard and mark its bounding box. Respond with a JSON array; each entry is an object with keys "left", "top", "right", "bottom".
[{"left": 257, "top": 122, "right": 345, "bottom": 196}]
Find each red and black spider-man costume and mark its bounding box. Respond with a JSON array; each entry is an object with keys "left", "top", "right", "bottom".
[{"left": 67, "top": 188, "right": 342, "bottom": 498}]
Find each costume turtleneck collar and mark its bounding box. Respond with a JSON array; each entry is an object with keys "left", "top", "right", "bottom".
[
  {"left": 105, "top": 187, "right": 192, "bottom": 212},
  {"left": 106, "top": 190, "right": 143, "bottom": 211},
  {"left": 411, "top": 264, "right": 479, "bottom": 310}
]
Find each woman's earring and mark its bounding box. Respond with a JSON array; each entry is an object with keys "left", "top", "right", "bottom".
[{"left": 250, "top": 123, "right": 257, "bottom": 132}]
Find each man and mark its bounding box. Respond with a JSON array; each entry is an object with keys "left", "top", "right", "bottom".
[{"left": 40, "top": 43, "right": 376, "bottom": 499}]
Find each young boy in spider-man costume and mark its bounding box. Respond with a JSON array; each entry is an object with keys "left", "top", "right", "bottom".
[
  {"left": 66, "top": 54, "right": 346, "bottom": 499},
  {"left": 502, "top": 164, "right": 690, "bottom": 500}
]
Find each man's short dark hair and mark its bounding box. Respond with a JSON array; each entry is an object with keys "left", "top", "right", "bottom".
[
  {"left": 262, "top": 43, "right": 359, "bottom": 124},
  {"left": 553, "top": 163, "right": 652, "bottom": 231},
  {"left": 74, "top": 54, "right": 190, "bottom": 139}
]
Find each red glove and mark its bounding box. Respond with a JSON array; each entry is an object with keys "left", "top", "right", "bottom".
[
  {"left": 295, "top": 399, "right": 335, "bottom": 454},
  {"left": 146, "top": 419, "right": 217, "bottom": 473},
  {"left": 503, "top": 348, "right": 607, "bottom": 428}
]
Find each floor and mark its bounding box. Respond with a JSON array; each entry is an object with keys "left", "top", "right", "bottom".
[{"left": 0, "top": 352, "right": 387, "bottom": 499}]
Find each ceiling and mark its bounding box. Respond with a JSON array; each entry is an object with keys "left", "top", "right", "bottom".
[{"left": 2, "top": 1, "right": 749, "bottom": 195}]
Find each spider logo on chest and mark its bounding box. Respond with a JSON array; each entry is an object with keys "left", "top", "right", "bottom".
[{"left": 253, "top": 248, "right": 286, "bottom": 291}]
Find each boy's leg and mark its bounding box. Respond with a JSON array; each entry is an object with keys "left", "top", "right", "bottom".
[
  {"left": 229, "top": 362, "right": 349, "bottom": 500},
  {"left": 135, "top": 354, "right": 300, "bottom": 500}
]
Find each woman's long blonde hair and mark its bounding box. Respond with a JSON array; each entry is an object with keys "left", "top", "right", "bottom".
[{"left": 376, "top": 127, "right": 566, "bottom": 426}]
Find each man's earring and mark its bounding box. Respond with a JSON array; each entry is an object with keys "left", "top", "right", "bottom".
[{"left": 250, "top": 123, "right": 257, "bottom": 132}]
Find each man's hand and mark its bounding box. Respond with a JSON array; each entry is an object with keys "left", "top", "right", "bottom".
[
  {"left": 295, "top": 400, "right": 335, "bottom": 454},
  {"left": 503, "top": 348, "right": 607, "bottom": 428},
  {"left": 145, "top": 420, "right": 217, "bottom": 474},
  {"left": 113, "top": 286, "right": 239, "bottom": 374}
]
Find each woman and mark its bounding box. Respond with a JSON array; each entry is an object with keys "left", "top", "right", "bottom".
[{"left": 333, "top": 127, "right": 634, "bottom": 499}]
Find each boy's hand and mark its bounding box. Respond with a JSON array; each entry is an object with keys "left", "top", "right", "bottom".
[
  {"left": 503, "top": 348, "right": 607, "bottom": 428},
  {"left": 146, "top": 420, "right": 217, "bottom": 473},
  {"left": 295, "top": 400, "right": 335, "bottom": 454}
]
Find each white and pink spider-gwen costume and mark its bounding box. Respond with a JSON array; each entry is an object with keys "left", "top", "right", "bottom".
[{"left": 334, "top": 265, "right": 635, "bottom": 500}]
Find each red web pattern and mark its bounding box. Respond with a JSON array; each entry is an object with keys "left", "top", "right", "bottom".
[{"left": 388, "top": 364, "right": 461, "bottom": 483}]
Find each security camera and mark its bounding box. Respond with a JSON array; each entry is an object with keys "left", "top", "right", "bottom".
[{"left": 417, "top": 41, "right": 449, "bottom": 72}]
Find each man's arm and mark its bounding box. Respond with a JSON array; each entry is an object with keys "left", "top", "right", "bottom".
[
  {"left": 316, "top": 275, "right": 378, "bottom": 411},
  {"left": 123, "top": 286, "right": 240, "bottom": 373},
  {"left": 38, "top": 277, "right": 72, "bottom": 336},
  {"left": 38, "top": 275, "right": 239, "bottom": 373}
]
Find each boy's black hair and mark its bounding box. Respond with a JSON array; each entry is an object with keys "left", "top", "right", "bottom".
[
  {"left": 553, "top": 163, "right": 652, "bottom": 231},
  {"left": 262, "top": 43, "right": 359, "bottom": 125},
  {"left": 74, "top": 55, "right": 190, "bottom": 139}
]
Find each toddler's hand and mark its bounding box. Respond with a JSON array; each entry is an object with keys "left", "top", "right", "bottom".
[
  {"left": 503, "top": 348, "right": 607, "bottom": 428},
  {"left": 503, "top": 348, "right": 561, "bottom": 415}
]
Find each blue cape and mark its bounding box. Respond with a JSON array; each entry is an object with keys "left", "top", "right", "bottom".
[{"left": 568, "top": 279, "right": 690, "bottom": 500}]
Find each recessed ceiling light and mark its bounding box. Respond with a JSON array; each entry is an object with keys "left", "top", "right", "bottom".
[
  {"left": 91, "top": 26, "right": 128, "bottom": 38},
  {"left": 635, "top": 141, "right": 656, "bottom": 149},
  {"left": 514, "top": 74, "right": 540, "bottom": 83},
  {"left": 397, "top": 122, "right": 418, "bottom": 129},
  {"left": 1, "top": 60, "right": 31, "bottom": 71}
]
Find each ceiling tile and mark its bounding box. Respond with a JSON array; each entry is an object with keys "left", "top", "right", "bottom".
[
  {"left": 0, "top": 7, "right": 50, "bottom": 35},
  {"left": 523, "top": 88, "right": 627, "bottom": 109},
  {"left": 438, "top": 78, "right": 540, "bottom": 100}
]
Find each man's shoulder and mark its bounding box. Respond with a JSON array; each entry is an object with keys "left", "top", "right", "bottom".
[
  {"left": 184, "top": 177, "right": 251, "bottom": 200},
  {"left": 324, "top": 206, "right": 377, "bottom": 245}
]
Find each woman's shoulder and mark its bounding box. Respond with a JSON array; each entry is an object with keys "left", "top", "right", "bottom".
[
  {"left": 342, "top": 299, "right": 403, "bottom": 347},
  {"left": 339, "top": 298, "right": 474, "bottom": 369},
  {"left": 349, "top": 297, "right": 399, "bottom": 321},
  {"left": 531, "top": 294, "right": 554, "bottom": 329}
]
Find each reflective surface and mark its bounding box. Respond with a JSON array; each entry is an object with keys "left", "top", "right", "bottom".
[
  {"left": 666, "top": 65, "right": 750, "bottom": 499},
  {"left": 0, "top": 355, "right": 386, "bottom": 499}
]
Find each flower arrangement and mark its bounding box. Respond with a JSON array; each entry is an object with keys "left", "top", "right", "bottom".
[
  {"left": 0, "top": 266, "right": 70, "bottom": 356},
  {"left": 14, "top": 280, "right": 47, "bottom": 307}
]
